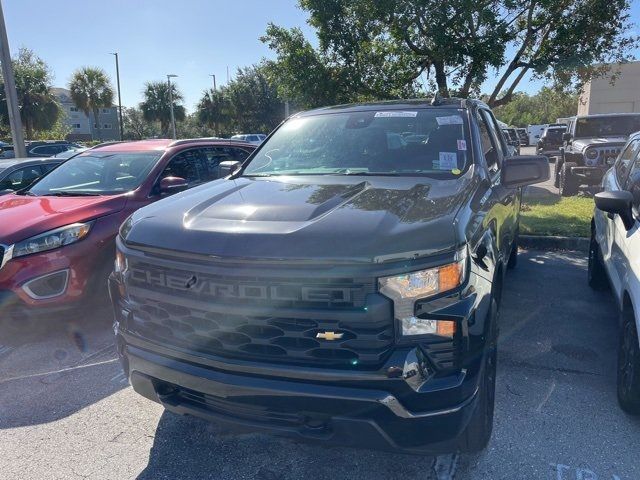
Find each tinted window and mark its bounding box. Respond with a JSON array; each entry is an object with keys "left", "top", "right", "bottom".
[
  {"left": 575, "top": 115, "right": 640, "bottom": 138},
  {"left": 243, "top": 108, "right": 471, "bottom": 178},
  {"left": 477, "top": 111, "right": 500, "bottom": 172},
  {"left": 28, "top": 152, "right": 161, "bottom": 195},
  {"left": 625, "top": 157, "right": 640, "bottom": 214},
  {"left": 201, "top": 146, "right": 251, "bottom": 180},
  {"left": 160, "top": 149, "right": 208, "bottom": 186},
  {"left": 616, "top": 139, "right": 640, "bottom": 187},
  {"left": 0, "top": 166, "right": 43, "bottom": 191},
  {"left": 31, "top": 145, "right": 65, "bottom": 156},
  {"left": 483, "top": 111, "right": 508, "bottom": 159}
]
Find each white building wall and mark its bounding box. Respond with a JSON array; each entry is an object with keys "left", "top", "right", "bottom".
[{"left": 578, "top": 62, "right": 640, "bottom": 115}]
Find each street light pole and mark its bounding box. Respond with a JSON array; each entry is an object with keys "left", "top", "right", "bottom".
[
  {"left": 0, "top": 0, "right": 26, "bottom": 157},
  {"left": 110, "top": 52, "right": 124, "bottom": 141},
  {"left": 167, "top": 74, "right": 178, "bottom": 140},
  {"left": 209, "top": 74, "right": 216, "bottom": 91}
]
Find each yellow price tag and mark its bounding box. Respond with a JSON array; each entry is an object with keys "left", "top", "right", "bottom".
[{"left": 452, "top": 168, "right": 461, "bottom": 175}]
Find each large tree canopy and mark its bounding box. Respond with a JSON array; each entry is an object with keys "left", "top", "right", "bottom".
[{"left": 263, "top": 0, "right": 638, "bottom": 107}]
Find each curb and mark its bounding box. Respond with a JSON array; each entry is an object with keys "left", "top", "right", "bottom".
[{"left": 518, "top": 235, "right": 589, "bottom": 252}]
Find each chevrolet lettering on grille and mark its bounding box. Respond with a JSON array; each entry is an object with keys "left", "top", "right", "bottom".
[{"left": 129, "top": 267, "right": 357, "bottom": 304}]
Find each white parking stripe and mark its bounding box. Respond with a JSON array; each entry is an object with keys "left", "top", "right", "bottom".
[{"left": 433, "top": 454, "right": 458, "bottom": 480}]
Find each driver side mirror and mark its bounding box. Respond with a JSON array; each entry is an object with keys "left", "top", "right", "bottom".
[
  {"left": 501, "top": 155, "right": 550, "bottom": 188},
  {"left": 595, "top": 191, "right": 635, "bottom": 231},
  {"left": 219, "top": 160, "right": 241, "bottom": 177},
  {"left": 563, "top": 132, "right": 572, "bottom": 142},
  {"left": 159, "top": 176, "right": 188, "bottom": 196}
]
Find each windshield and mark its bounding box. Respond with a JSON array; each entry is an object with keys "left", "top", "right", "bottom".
[
  {"left": 574, "top": 115, "right": 640, "bottom": 138},
  {"left": 26, "top": 151, "right": 161, "bottom": 196},
  {"left": 544, "top": 128, "right": 565, "bottom": 141},
  {"left": 242, "top": 108, "right": 470, "bottom": 178}
]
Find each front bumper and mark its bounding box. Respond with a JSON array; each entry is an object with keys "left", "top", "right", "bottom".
[
  {"left": 568, "top": 165, "right": 607, "bottom": 184},
  {"left": 121, "top": 338, "right": 481, "bottom": 453},
  {"left": 109, "top": 247, "right": 495, "bottom": 453}
]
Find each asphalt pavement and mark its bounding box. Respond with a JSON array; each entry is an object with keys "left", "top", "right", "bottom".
[{"left": 1, "top": 250, "right": 639, "bottom": 480}]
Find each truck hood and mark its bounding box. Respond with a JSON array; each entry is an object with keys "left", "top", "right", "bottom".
[
  {"left": 0, "top": 194, "right": 127, "bottom": 245},
  {"left": 572, "top": 137, "right": 628, "bottom": 151},
  {"left": 126, "top": 173, "right": 474, "bottom": 263}
]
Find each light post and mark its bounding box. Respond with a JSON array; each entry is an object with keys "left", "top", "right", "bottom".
[
  {"left": 209, "top": 74, "right": 216, "bottom": 91},
  {"left": 166, "top": 74, "right": 178, "bottom": 139},
  {"left": 110, "top": 52, "right": 124, "bottom": 140},
  {"left": 0, "top": 0, "right": 26, "bottom": 157}
]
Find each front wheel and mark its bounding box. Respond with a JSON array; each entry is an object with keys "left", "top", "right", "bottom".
[
  {"left": 559, "top": 162, "right": 578, "bottom": 197},
  {"left": 617, "top": 312, "right": 640, "bottom": 415},
  {"left": 458, "top": 298, "right": 498, "bottom": 453},
  {"left": 588, "top": 230, "right": 608, "bottom": 290}
]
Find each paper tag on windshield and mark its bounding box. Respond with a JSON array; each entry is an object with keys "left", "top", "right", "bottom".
[
  {"left": 374, "top": 111, "right": 418, "bottom": 118},
  {"left": 438, "top": 152, "right": 458, "bottom": 170},
  {"left": 436, "top": 115, "right": 463, "bottom": 126},
  {"left": 457, "top": 139, "right": 467, "bottom": 151}
]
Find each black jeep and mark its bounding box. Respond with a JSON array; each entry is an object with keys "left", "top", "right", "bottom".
[
  {"left": 109, "top": 98, "right": 548, "bottom": 454},
  {"left": 556, "top": 113, "right": 640, "bottom": 196}
]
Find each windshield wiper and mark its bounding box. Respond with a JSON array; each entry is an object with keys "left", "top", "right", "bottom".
[
  {"left": 42, "top": 191, "right": 102, "bottom": 197},
  {"left": 16, "top": 190, "right": 37, "bottom": 196}
]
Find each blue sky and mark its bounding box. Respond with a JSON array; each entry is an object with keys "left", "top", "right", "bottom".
[{"left": 4, "top": 0, "right": 640, "bottom": 112}]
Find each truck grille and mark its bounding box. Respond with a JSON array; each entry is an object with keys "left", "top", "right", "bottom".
[
  {"left": 127, "top": 260, "right": 373, "bottom": 309},
  {"left": 127, "top": 295, "right": 394, "bottom": 369}
]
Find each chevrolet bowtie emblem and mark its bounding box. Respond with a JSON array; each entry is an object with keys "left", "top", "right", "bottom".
[{"left": 316, "top": 331, "right": 343, "bottom": 341}]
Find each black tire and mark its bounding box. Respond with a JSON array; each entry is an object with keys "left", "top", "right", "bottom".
[
  {"left": 559, "top": 162, "right": 578, "bottom": 197},
  {"left": 507, "top": 231, "right": 518, "bottom": 270},
  {"left": 554, "top": 160, "right": 562, "bottom": 188},
  {"left": 617, "top": 311, "right": 640, "bottom": 415},
  {"left": 588, "top": 230, "right": 608, "bottom": 290},
  {"left": 459, "top": 298, "right": 498, "bottom": 453}
]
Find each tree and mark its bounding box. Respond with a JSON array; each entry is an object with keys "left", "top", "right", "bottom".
[
  {"left": 140, "top": 81, "right": 186, "bottom": 137},
  {"left": 223, "top": 65, "right": 284, "bottom": 133},
  {"left": 264, "top": 0, "right": 638, "bottom": 107},
  {"left": 69, "top": 67, "right": 114, "bottom": 141},
  {"left": 196, "top": 88, "right": 229, "bottom": 136},
  {"left": 122, "top": 106, "right": 158, "bottom": 140},
  {"left": 491, "top": 87, "right": 578, "bottom": 126},
  {"left": 0, "top": 48, "right": 60, "bottom": 140}
]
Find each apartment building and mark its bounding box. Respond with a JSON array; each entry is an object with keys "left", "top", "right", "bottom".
[{"left": 51, "top": 87, "right": 120, "bottom": 141}]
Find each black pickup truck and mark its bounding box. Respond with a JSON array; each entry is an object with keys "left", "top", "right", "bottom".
[{"left": 109, "top": 98, "right": 548, "bottom": 454}]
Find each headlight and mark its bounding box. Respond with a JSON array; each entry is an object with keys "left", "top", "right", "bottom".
[
  {"left": 11, "top": 222, "right": 94, "bottom": 259},
  {"left": 378, "top": 247, "right": 467, "bottom": 337},
  {"left": 119, "top": 215, "right": 134, "bottom": 240},
  {"left": 585, "top": 149, "right": 599, "bottom": 160}
]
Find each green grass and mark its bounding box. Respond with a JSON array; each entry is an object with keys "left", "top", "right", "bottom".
[{"left": 520, "top": 196, "right": 593, "bottom": 237}]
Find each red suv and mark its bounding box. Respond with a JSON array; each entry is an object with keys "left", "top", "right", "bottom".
[{"left": 0, "top": 138, "right": 254, "bottom": 319}]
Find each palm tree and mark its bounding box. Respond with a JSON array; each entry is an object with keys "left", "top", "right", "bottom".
[
  {"left": 140, "top": 81, "right": 186, "bottom": 137},
  {"left": 68, "top": 67, "right": 114, "bottom": 141},
  {"left": 196, "top": 88, "right": 229, "bottom": 136}
]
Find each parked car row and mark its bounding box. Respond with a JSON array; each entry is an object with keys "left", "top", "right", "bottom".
[
  {"left": 39, "top": 97, "right": 640, "bottom": 457},
  {"left": 0, "top": 140, "right": 83, "bottom": 159}
]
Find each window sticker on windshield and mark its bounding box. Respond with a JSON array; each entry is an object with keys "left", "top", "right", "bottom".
[
  {"left": 374, "top": 111, "right": 418, "bottom": 118},
  {"left": 435, "top": 152, "right": 458, "bottom": 170},
  {"left": 436, "top": 115, "right": 463, "bottom": 126},
  {"left": 457, "top": 139, "right": 467, "bottom": 151}
]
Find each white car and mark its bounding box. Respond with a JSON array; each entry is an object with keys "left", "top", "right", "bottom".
[
  {"left": 230, "top": 134, "right": 266, "bottom": 145},
  {"left": 590, "top": 129, "right": 640, "bottom": 414}
]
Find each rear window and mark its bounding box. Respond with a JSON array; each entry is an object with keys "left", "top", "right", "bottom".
[{"left": 242, "top": 108, "right": 470, "bottom": 178}]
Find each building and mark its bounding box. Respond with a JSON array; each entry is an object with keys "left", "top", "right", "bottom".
[
  {"left": 51, "top": 87, "right": 120, "bottom": 141},
  {"left": 578, "top": 61, "right": 640, "bottom": 115}
]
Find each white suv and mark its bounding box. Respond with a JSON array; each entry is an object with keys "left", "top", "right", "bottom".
[
  {"left": 590, "top": 130, "right": 640, "bottom": 414},
  {"left": 230, "top": 134, "right": 266, "bottom": 145}
]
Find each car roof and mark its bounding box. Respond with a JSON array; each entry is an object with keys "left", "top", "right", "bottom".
[
  {"left": 575, "top": 113, "right": 640, "bottom": 119},
  {"left": 85, "top": 138, "right": 256, "bottom": 154},
  {"left": 0, "top": 157, "right": 61, "bottom": 170},
  {"left": 296, "top": 97, "right": 485, "bottom": 117}
]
